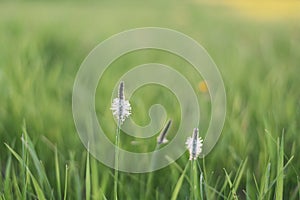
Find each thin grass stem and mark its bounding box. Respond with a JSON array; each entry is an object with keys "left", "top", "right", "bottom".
[{"left": 114, "top": 118, "right": 121, "bottom": 200}]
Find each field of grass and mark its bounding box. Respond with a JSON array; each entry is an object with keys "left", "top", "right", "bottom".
[{"left": 0, "top": 1, "right": 300, "bottom": 199}]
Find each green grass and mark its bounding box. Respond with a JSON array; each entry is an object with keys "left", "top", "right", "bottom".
[{"left": 0, "top": 1, "right": 300, "bottom": 199}]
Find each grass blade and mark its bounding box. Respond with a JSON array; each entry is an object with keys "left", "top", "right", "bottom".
[
  {"left": 12, "top": 168, "right": 22, "bottom": 199},
  {"left": 223, "top": 168, "right": 235, "bottom": 198},
  {"left": 21, "top": 130, "right": 52, "bottom": 195},
  {"left": 85, "top": 151, "right": 91, "bottom": 200},
  {"left": 55, "top": 146, "right": 62, "bottom": 200},
  {"left": 259, "top": 162, "right": 271, "bottom": 199},
  {"left": 3, "top": 145, "right": 12, "bottom": 199},
  {"left": 63, "top": 165, "right": 69, "bottom": 200},
  {"left": 171, "top": 162, "right": 189, "bottom": 200},
  {"left": 245, "top": 170, "right": 252, "bottom": 200},
  {"left": 200, "top": 172, "right": 204, "bottom": 200},
  {"left": 5, "top": 143, "right": 46, "bottom": 200},
  {"left": 91, "top": 158, "right": 99, "bottom": 199},
  {"left": 275, "top": 135, "right": 284, "bottom": 199}
]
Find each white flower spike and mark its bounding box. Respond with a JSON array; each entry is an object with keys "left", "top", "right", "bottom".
[
  {"left": 111, "top": 81, "right": 131, "bottom": 124},
  {"left": 186, "top": 128, "right": 203, "bottom": 160}
]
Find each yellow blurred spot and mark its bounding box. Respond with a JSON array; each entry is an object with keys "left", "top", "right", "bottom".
[
  {"left": 203, "top": 0, "right": 300, "bottom": 21},
  {"left": 199, "top": 81, "right": 208, "bottom": 93}
]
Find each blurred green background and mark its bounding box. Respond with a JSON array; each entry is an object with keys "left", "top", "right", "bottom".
[{"left": 0, "top": 1, "right": 300, "bottom": 199}]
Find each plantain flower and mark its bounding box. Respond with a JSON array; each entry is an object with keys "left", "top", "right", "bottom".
[
  {"left": 111, "top": 81, "right": 131, "bottom": 124},
  {"left": 186, "top": 128, "right": 203, "bottom": 160},
  {"left": 157, "top": 120, "right": 172, "bottom": 145}
]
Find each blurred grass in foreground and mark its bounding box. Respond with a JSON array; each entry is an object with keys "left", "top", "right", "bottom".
[{"left": 0, "top": 1, "right": 300, "bottom": 199}]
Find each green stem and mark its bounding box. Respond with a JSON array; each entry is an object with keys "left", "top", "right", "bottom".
[
  {"left": 145, "top": 144, "right": 160, "bottom": 199},
  {"left": 190, "top": 159, "right": 200, "bottom": 200},
  {"left": 114, "top": 118, "right": 121, "bottom": 200},
  {"left": 197, "top": 161, "right": 203, "bottom": 200},
  {"left": 190, "top": 160, "right": 194, "bottom": 200}
]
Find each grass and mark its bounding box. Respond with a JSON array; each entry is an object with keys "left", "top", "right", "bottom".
[{"left": 0, "top": 1, "right": 300, "bottom": 199}]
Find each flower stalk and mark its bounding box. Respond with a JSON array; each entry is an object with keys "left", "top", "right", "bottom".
[
  {"left": 111, "top": 81, "right": 131, "bottom": 200},
  {"left": 146, "top": 119, "right": 172, "bottom": 199},
  {"left": 186, "top": 128, "right": 203, "bottom": 200}
]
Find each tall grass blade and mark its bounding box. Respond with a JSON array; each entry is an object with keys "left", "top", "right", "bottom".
[
  {"left": 275, "top": 135, "right": 284, "bottom": 199},
  {"left": 85, "top": 151, "right": 91, "bottom": 200},
  {"left": 55, "top": 146, "right": 62, "bottom": 200},
  {"left": 259, "top": 162, "right": 271, "bottom": 199},
  {"left": 245, "top": 170, "right": 252, "bottom": 200},
  {"left": 63, "top": 165, "right": 68, "bottom": 200},
  {"left": 223, "top": 168, "right": 235, "bottom": 198},
  {"left": 5, "top": 143, "right": 46, "bottom": 200},
  {"left": 21, "top": 134, "right": 52, "bottom": 195},
  {"left": 252, "top": 173, "right": 260, "bottom": 198},
  {"left": 297, "top": 177, "right": 300, "bottom": 199},
  {"left": 21, "top": 133, "right": 28, "bottom": 200},
  {"left": 171, "top": 162, "right": 189, "bottom": 200},
  {"left": 12, "top": 169, "right": 22, "bottom": 199},
  {"left": 199, "top": 172, "right": 204, "bottom": 200},
  {"left": 91, "top": 158, "right": 99, "bottom": 199},
  {"left": 4, "top": 144, "right": 12, "bottom": 199}
]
